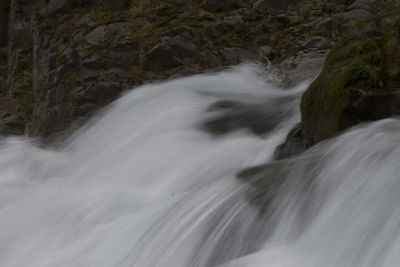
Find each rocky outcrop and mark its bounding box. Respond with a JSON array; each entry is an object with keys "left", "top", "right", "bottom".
[
  {"left": 276, "top": 11, "right": 400, "bottom": 159},
  {"left": 1, "top": 0, "right": 394, "bottom": 138}
]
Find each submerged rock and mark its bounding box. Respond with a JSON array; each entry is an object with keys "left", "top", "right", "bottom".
[{"left": 201, "top": 95, "right": 297, "bottom": 137}]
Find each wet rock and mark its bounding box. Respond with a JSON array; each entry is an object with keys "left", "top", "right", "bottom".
[
  {"left": 288, "top": 15, "right": 400, "bottom": 152},
  {"left": 274, "top": 124, "right": 309, "bottom": 160},
  {"left": 201, "top": 95, "right": 296, "bottom": 136},
  {"left": 277, "top": 50, "right": 328, "bottom": 88},
  {"left": 257, "top": 45, "right": 272, "bottom": 60},
  {"left": 341, "top": 90, "right": 400, "bottom": 129}
]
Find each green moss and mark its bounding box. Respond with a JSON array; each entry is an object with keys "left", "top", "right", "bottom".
[{"left": 300, "top": 14, "right": 400, "bottom": 143}]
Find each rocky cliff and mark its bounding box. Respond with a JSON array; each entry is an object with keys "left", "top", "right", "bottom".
[{"left": 0, "top": 0, "right": 393, "bottom": 138}]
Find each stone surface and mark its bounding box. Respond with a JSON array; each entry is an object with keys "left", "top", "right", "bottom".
[
  {"left": 2, "top": 0, "right": 399, "bottom": 138},
  {"left": 253, "top": 0, "right": 301, "bottom": 14},
  {"left": 276, "top": 14, "right": 400, "bottom": 159},
  {"left": 47, "top": 0, "right": 69, "bottom": 15},
  {"left": 145, "top": 36, "right": 198, "bottom": 72}
]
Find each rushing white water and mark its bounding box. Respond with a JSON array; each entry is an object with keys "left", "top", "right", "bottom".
[
  {"left": 226, "top": 119, "right": 400, "bottom": 267},
  {"left": 0, "top": 65, "right": 303, "bottom": 267},
  {"left": 1, "top": 65, "right": 400, "bottom": 267}
]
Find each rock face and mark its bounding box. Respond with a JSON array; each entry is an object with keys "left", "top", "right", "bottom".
[
  {"left": 253, "top": 0, "right": 302, "bottom": 15},
  {"left": 0, "top": 0, "right": 395, "bottom": 137},
  {"left": 276, "top": 13, "right": 400, "bottom": 159},
  {"left": 146, "top": 36, "right": 197, "bottom": 72}
]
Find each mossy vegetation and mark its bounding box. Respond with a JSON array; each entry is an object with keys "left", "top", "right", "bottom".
[{"left": 301, "top": 13, "right": 400, "bottom": 144}]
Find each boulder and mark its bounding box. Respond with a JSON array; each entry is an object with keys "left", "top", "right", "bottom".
[
  {"left": 276, "top": 14, "right": 400, "bottom": 159},
  {"left": 201, "top": 95, "right": 296, "bottom": 136}
]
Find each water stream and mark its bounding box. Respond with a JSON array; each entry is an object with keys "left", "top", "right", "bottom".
[{"left": 1, "top": 65, "right": 399, "bottom": 267}]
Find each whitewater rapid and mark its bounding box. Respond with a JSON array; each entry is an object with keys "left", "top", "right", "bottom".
[
  {"left": 1, "top": 65, "right": 400, "bottom": 267},
  {"left": 0, "top": 65, "right": 303, "bottom": 267}
]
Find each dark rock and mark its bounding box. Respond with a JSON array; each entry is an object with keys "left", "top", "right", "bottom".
[
  {"left": 219, "top": 47, "right": 256, "bottom": 65},
  {"left": 341, "top": 90, "right": 400, "bottom": 129},
  {"left": 253, "top": 0, "right": 301, "bottom": 14},
  {"left": 81, "top": 67, "right": 104, "bottom": 81},
  {"left": 107, "top": 50, "right": 134, "bottom": 65},
  {"left": 201, "top": 95, "right": 296, "bottom": 136},
  {"left": 299, "top": 14, "right": 400, "bottom": 145},
  {"left": 0, "top": 0, "right": 9, "bottom": 47},
  {"left": 274, "top": 124, "right": 310, "bottom": 160},
  {"left": 108, "top": 23, "right": 135, "bottom": 37},
  {"left": 203, "top": 0, "right": 220, "bottom": 12},
  {"left": 84, "top": 23, "right": 134, "bottom": 46},
  {"left": 396, "top": 19, "right": 400, "bottom": 41},
  {"left": 84, "top": 25, "right": 109, "bottom": 46},
  {"left": 47, "top": 0, "right": 69, "bottom": 15},
  {"left": 81, "top": 53, "right": 106, "bottom": 69},
  {"left": 107, "top": 68, "right": 132, "bottom": 80},
  {"left": 93, "top": 80, "right": 122, "bottom": 103},
  {"left": 11, "top": 21, "right": 31, "bottom": 49},
  {"left": 145, "top": 36, "right": 198, "bottom": 72},
  {"left": 214, "top": 16, "right": 243, "bottom": 33},
  {"left": 0, "top": 115, "right": 25, "bottom": 135}
]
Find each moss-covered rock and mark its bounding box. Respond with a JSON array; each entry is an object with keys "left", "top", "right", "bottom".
[
  {"left": 301, "top": 14, "right": 400, "bottom": 144},
  {"left": 277, "top": 13, "right": 400, "bottom": 159}
]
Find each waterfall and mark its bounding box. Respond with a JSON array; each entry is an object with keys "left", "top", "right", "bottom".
[{"left": 1, "top": 65, "right": 398, "bottom": 267}]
